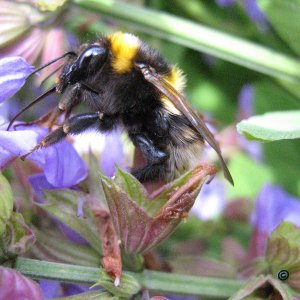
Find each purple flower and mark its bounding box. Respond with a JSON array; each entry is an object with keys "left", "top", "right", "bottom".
[
  {"left": 28, "top": 173, "right": 56, "bottom": 202},
  {"left": 62, "top": 283, "right": 90, "bottom": 296},
  {"left": 243, "top": 0, "right": 268, "bottom": 30},
  {"left": 0, "top": 124, "right": 45, "bottom": 169},
  {"left": 29, "top": 173, "right": 88, "bottom": 245},
  {"left": 0, "top": 55, "right": 87, "bottom": 186},
  {"left": 192, "top": 177, "right": 225, "bottom": 220},
  {"left": 251, "top": 184, "right": 300, "bottom": 234},
  {"left": 39, "top": 280, "right": 93, "bottom": 299},
  {"left": 0, "top": 123, "right": 88, "bottom": 188},
  {"left": 0, "top": 267, "right": 44, "bottom": 300},
  {"left": 100, "top": 129, "right": 125, "bottom": 177},
  {"left": 237, "top": 84, "right": 254, "bottom": 121},
  {"left": 40, "top": 280, "right": 60, "bottom": 299},
  {"left": 0, "top": 57, "right": 33, "bottom": 104},
  {"left": 237, "top": 84, "right": 263, "bottom": 162},
  {"left": 215, "top": 0, "right": 268, "bottom": 31},
  {"left": 215, "top": 0, "right": 236, "bottom": 7},
  {"left": 41, "top": 140, "right": 88, "bottom": 188},
  {"left": 249, "top": 184, "right": 300, "bottom": 257}
]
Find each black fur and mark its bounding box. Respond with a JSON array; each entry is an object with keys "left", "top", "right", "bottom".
[{"left": 27, "top": 35, "right": 203, "bottom": 182}]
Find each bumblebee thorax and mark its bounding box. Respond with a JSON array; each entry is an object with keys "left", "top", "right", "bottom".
[{"left": 107, "top": 32, "right": 141, "bottom": 74}]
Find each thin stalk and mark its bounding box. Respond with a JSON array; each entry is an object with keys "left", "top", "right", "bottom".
[
  {"left": 15, "top": 258, "right": 244, "bottom": 298},
  {"left": 72, "top": 0, "right": 300, "bottom": 83}
]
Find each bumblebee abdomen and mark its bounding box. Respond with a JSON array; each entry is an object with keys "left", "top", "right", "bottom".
[{"left": 165, "top": 141, "right": 203, "bottom": 181}]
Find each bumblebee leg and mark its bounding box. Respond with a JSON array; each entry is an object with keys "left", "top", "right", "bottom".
[
  {"left": 129, "top": 134, "right": 169, "bottom": 182},
  {"left": 62, "top": 113, "right": 100, "bottom": 135},
  {"left": 21, "top": 112, "right": 119, "bottom": 159},
  {"left": 130, "top": 134, "right": 168, "bottom": 164},
  {"left": 13, "top": 109, "right": 55, "bottom": 130},
  {"left": 131, "top": 163, "right": 168, "bottom": 183},
  {"left": 20, "top": 113, "right": 101, "bottom": 159}
]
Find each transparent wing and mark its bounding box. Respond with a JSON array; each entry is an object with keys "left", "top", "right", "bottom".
[{"left": 138, "top": 64, "right": 234, "bottom": 185}]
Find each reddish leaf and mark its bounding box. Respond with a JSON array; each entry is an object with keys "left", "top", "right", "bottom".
[
  {"left": 102, "top": 164, "right": 216, "bottom": 254},
  {"left": 93, "top": 208, "right": 122, "bottom": 285}
]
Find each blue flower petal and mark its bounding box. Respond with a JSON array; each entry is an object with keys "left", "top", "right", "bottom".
[
  {"left": 215, "top": 0, "right": 236, "bottom": 7},
  {"left": 58, "top": 221, "right": 88, "bottom": 245},
  {"left": 238, "top": 84, "right": 254, "bottom": 121},
  {"left": 63, "top": 283, "right": 91, "bottom": 296},
  {"left": 43, "top": 140, "right": 88, "bottom": 188},
  {"left": 0, "top": 147, "right": 14, "bottom": 169},
  {"left": 192, "top": 177, "right": 225, "bottom": 220},
  {"left": 251, "top": 183, "right": 300, "bottom": 234},
  {"left": 40, "top": 280, "right": 60, "bottom": 299},
  {"left": 100, "top": 129, "right": 125, "bottom": 177},
  {"left": 243, "top": 0, "right": 267, "bottom": 26},
  {"left": 0, "top": 123, "right": 87, "bottom": 188},
  {"left": 0, "top": 125, "right": 45, "bottom": 170},
  {"left": 28, "top": 173, "right": 56, "bottom": 202},
  {"left": 0, "top": 57, "right": 33, "bottom": 104}
]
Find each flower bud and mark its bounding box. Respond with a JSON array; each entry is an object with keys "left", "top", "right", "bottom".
[
  {"left": 0, "top": 267, "right": 44, "bottom": 300},
  {"left": 101, "top": 164, "right": 216, "bottom": 254},
  {"left": 96, "top": 267, "right": 141, "bottom": 298}
]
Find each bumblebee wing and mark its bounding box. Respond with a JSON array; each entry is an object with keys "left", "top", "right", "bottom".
[{"left": 140, "top": 65, "right": 234, "bottom": 185}]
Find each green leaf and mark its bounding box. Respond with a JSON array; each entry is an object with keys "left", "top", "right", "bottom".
[
  {"left": 266, "top": 222, "right": 300, "bottom": 292},
  {"left": 237, "top": 111, "right": 300, "bottom": 142},
  {"left": 266, "top": 222, "right": 300, "bottom": 268},
  {"left": 105, "top": 168, "right": 166, "bottom": 216},
  {"left": 87, "top": 151, "right": 107, "bottom": 203},
  {"left": 39, "top": 189, "right": 102, "bottom": 253},
  {"left": 114, "top": 168, "right": 148, "bottom": 209},
  {"left": 229, "top": 275, "right": 293, "bottom": 300},
  {"left": 257, "top": 0, "right": 300, "bottom": 56},
  {"left": 7, "top": 213, "right": 36, "bottom": 255},
  {"left": 73, "top": 0, "right": 300, "bottom": 83},
  {"left": 0, "top": 173, "right": 14, "bottom": 235},
  {"left": 32, "top": 229, "right": 100, "bottom": 267},
  {"left": 253, "top": 80, "right": 300, "bottom": 196}
]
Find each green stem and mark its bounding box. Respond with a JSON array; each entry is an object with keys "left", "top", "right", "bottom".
[
  {"left": 72, "top": 0, "right": 300, "bottom": 83},
  {"left": 15, "top": 257, "right": 243, "bottom": 298}
]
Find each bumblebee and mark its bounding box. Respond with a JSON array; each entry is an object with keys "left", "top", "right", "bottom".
[{"left": 8, "top": 32, "right": 233, "bottom": 184}]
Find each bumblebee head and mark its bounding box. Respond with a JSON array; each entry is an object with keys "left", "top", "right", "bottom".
[{"left": 57, "top": 45, "right": 108, "bottom": 93}]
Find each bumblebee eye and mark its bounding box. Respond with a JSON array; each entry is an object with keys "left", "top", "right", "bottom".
[{"left": 76, "top": 46, "right": 107, "bottom": 71}]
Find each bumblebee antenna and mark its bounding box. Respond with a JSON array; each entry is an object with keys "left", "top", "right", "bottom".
[
  {"left": 28, "top": 51, "right": 77, "bottom": 79},
  {"left": 7, "top": 85, "right": 57, "bottom": 131},
  {"left": 40, "top": 63, "right": 65, "bottom": 86}
]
